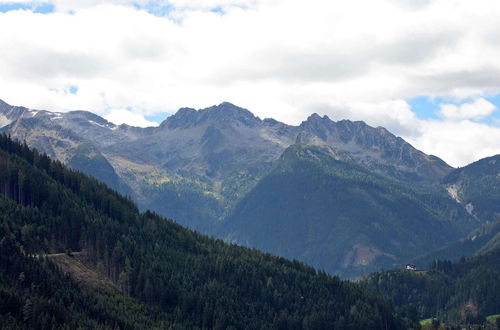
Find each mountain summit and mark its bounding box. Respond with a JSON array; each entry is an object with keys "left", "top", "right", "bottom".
[
  {"left": 1, "top": 98, "right": 490, "bottom": 276},
  {"left": 297, "top": 114, "right": 452, "bottom": 182},
  {"left": 0, "top": 99, "right": 450, "bottom": 183},
  {"left": 163, "top": 102, "right": 260, "bottom": 128}
]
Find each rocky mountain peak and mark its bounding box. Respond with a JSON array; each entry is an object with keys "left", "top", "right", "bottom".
[
  {"left": 306, "top": 113, "right": 322, "bottom": 121},
  {"left": 65, "top": 110, "right": 110, "bottom": 123},
  {"left": 294, "top": 113, "right": 453, "bottom": 182},
  {"left": 202, "top": 102, "right": 260, "bottom": 125},
  {"left": 298, "top": 113, "right": 335, "bottom": 141},
  {"left": 160, "top": 107, "right": 197, "bottom": 129},
  {"left": 302, "top": 113, "right": 332, "bottom": 125},
  {"left": 0, "top": 99, "right": 9, "bottom": 109},
  {"left": 1, "top": 98, "right": 454, "bottom": 185},
  {"left": 162, "top": 102, "right": 260, "bottom": 129},
  {"left": 0, "top": 99, "right": 30, "bottom": 128},
  {"left": 262, "top": 118, "right": 280, "bottom": 125}
]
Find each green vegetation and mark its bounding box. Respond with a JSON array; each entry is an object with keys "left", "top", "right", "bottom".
[
  {"left": 412, "top": 218, "right": 500, "bottom": 267},
  {"left": 138, "top": 162, "right": 267, "bottom": 235},
  {"left": 362, "top": 249, "right": 500, "bottom": 326},
  {"left": 5, "top": 100, "right": 492, "bottom": 280},
  {"left": 486, "top": 313, "right": 500, "bottom": 323},
  {"left": 419, "top": 318, "right": 434, "bottom": 325},
  {"left": 443, "top": 154, "right": 500, "bottom": 223},
  {"left": 0, "top": 135, "right": 404, "bottom": 329},
  {"left": 68, "top": 142, "right": 133, "bottom": 198},
  {"left": 139, "top": 177, "right": 225, "bottom": 233},
  {"left": 221, "top": 144, "right": 476, "bottom": 277}
]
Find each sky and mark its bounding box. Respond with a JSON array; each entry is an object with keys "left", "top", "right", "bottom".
[{"left": 1, "top": 0, "right": 500, "bottom": 166}]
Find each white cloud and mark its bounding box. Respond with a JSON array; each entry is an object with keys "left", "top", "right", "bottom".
[
  {"left": 105, "top": 108, "right": 159, "bottom": 127},
  {"left": 439, "top": 98, "right": 497, "bottom": 121},
  {"left": 1, "top": 0, "right": 500, "bottom": 165},
  {"left": 407, "top": 119, "right": 500, "bottom": 167}
]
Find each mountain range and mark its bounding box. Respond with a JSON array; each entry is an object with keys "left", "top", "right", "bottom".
[
  {"left": 0, "top": 135, "right": 404, "bottom": 329},
  {"left": 1, "top": 99, "right": 499, "bottom": 277}
]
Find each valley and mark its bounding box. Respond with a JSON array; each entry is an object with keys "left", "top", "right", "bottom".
[
  {"left": 2, "top": 1, "right": 500, "bottom": 328},
  {"left": 0, "top": 124, "right": 498, "bottom": 329},
  {"left": 0, "top": 135, "right": 404, "bottom": 329},
  {"left": 1, "top": 99, "right": 499, "bottom": 278}
]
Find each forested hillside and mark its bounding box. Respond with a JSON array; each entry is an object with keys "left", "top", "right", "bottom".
[
  {"left": 443, "top": 154, "right": 500, "bottom": 223},
  {"left": 362, "top": 248, "right": 500, "bottom": 326},
  {"left": 411, "top": 218, "right": 500, "bottom": 267},
  {"left": 0, "top": 134, "right": 407, "bottom": 329},
  {"left": 0, "top": 100, "right": 456, "bottom": 235},
  {"left": 221, "top": 144, "right": 476, "bottom": 277},
  {"left": 4, "top": 100, "right": 492, "bottom": 279}
]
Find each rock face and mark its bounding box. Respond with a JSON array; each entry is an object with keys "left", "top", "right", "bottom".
[
  {"left": 0, "top": 99, "right": 452, "bottom": 183},
  {"left": 443, "top": 154, "right": 500, "bottom": 222},
  {"left": 114, "top": 102, "right": 297, "bottom": 181},
  {"left": 0, "top": 98, "right": 484, "bottom": 277},
  {"left": 297, "top": 114, "right": 452, "bottom": 182},
  {"left": 0, "top": 100, "right": 133, "bottom": 195}
]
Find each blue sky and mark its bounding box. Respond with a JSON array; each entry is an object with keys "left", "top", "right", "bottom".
[
  {"left": 409, "top": 95, "right": 500, "bottom": 125},
  {"left": 132, "top": 1, "right": 173, "bottom": 17},
  {"left": 0, "top": 2, "right": 54, "bottom": 13},
  {"left": 145, "top": 112, "right": 170, "bottom": 123},
  {"left": 0, "top": 1, "right": 206, "bottom": 16},
  {"left": 481, "top": 95, "right": 500, "bottom": 125}
]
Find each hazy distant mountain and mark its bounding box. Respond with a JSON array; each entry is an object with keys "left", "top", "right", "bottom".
[
  {"left": 0, "top": 100, "right": 133, "bottom": 196},
  {"left": 220, "top": 144, "right": 476, "bottom": 277},
  {"left": 0, "top": 98, "right": 493, "bottom": 277},
  {"left": 0, "top": 99, "right": 452, "bottom": 224},
  {"left": 408, "top": 155, "right": 500, "bottom": 266},
  {"left": 443, "top": 154, "right": 500, "bottom": 222},
  {"left": 298, "top": 114, "right": 453, "bottom": 182}
]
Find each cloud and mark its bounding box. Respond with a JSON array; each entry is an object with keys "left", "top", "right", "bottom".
[
  {"left": 407, "top": 119, "right": 500, "bottom": 167},
  {"left": 104, "top": 108, "right": 159, "bottom": 127},
  {"left": 439, "top": 98, "right": 497, "bottom": 121},
  {"left": 1, "top": 0, "right": 500, "bottom": 165}
]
